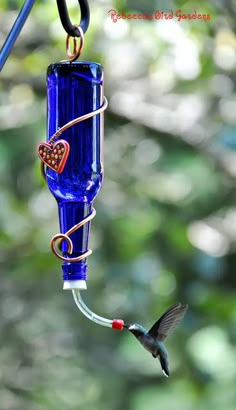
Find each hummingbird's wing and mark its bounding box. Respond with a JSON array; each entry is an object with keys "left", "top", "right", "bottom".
[{"left": 147, "top": 303, "right": 188, "bottom": 342}]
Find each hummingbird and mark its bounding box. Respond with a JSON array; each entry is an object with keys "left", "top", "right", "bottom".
[{"left": 124, "top": 303, "right": 188, "bottom": 377}]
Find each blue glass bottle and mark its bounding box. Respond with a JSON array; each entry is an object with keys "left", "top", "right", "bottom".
[{"left": 46, "top": 61, "right": 104, "bottom": 289}]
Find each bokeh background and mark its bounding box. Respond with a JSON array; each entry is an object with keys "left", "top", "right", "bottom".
[{"left": 1, "top": 0, "right": 236, "bottom": 409}]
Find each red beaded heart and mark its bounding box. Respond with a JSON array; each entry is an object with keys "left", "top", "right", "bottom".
[{"left": 37, "top": 140, "right": 70, "bottom": 173}]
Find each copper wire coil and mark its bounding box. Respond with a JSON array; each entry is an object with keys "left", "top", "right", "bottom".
[
  {"left": 51, "top": 208, "right": 96, "bottom": 262},
  {"left": 62, "top": 25, "right": 84, "bottom": 62},
  {"left": 40, "top": 96, "right": 108, "bottom": 180}
]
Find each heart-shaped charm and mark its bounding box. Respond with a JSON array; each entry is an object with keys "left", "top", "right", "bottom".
[{"left": 37, "top": 140, "right": 70, "bottom": 173}]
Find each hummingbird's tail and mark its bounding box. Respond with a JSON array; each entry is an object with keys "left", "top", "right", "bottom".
[{"left": 159, "top": 354, "right": 169, "bottom": 377}]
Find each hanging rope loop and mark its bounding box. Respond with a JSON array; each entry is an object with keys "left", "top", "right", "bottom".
[{"left": 56, "top": 0, "right": 90, "bottom": 37}]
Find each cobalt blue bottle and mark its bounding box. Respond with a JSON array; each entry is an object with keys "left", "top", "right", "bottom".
[{"left": 46, "top": 61, "right": 104, "bottom": 289}]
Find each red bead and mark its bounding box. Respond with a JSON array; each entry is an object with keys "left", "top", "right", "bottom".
[{"left": 112, "top": 319, "right": 124, "bottom": 331}]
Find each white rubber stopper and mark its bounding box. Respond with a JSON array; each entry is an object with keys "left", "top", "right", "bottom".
[{"left": 63, "top": 280, "right": 87, "bottom": 290}]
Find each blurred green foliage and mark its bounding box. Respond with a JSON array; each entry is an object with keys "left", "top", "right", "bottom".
[{"left": 0, "top": 0, "right": 236, "bottom": 409}]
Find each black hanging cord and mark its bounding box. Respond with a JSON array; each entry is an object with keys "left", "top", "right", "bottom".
[{"left": 56, "top": 0, "right": 90, "bottom": 37}]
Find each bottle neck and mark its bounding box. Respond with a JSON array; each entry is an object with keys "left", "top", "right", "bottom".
[{"left": 57, "top": 201, "right": 93, "bottom": 284}]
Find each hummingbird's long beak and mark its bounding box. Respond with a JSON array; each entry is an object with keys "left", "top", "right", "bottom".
[{"left": 123, "top": 323, "right": 130, "bottom": 329}]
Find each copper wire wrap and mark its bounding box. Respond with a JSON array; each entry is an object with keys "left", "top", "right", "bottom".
[
  {"left": 40, "top": 97, "right": 108, "bottom": 180},
  {"left": 51, "top": 208, "right": 96, "bottom": 262},
  {"left": 41, "top": 97, "right": 107, "bottom": 263}
]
